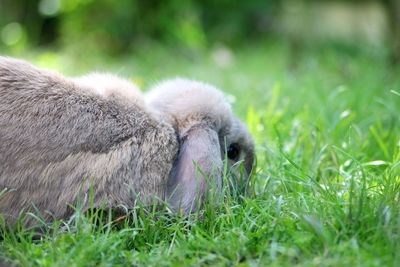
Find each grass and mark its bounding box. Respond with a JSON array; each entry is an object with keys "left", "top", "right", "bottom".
[{"left": 1, "top": 40, "right": 400, "bottom": 266}]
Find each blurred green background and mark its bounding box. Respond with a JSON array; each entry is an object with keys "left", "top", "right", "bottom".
[
  {"left": 0, "top": 0, "right": 399, "bottom": 68},
  {"left": 0, "top": 0, "right": 278, "bottom": 52}
]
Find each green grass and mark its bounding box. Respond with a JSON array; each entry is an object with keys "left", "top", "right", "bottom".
[{"left": 1, "top": 40, "right": 400, "bottom": 266}]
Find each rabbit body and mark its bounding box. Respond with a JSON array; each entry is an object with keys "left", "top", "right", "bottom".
[{"left": 0, "top": 57, "right": 178, "bottom": 224}]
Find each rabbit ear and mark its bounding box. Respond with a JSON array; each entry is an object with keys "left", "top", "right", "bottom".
[{"left": 167, "top": 126, "right": 222, "bottom": 214}]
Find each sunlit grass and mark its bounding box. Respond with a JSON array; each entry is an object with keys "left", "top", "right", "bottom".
[{"left": 1, "top": 41, "right": 400, "bottom": 266}]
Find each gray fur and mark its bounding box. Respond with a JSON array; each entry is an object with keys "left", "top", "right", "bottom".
[
  {"left": 0, "top": 57, "right": 254, "bottom": 225},
  {"left": 146, "top": 78, "right": 255, "bottom": 213}
]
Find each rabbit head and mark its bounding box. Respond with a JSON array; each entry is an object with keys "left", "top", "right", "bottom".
[{"left": 146, "top": 78, "right": 255, "bottom": 213}]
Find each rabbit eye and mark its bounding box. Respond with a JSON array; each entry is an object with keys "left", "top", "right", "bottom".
[{"left": 227, "top": 143, "right": 240, "bottom": 161}]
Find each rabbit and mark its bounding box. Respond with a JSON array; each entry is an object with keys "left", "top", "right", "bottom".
[{"left": 0, "top": 56, "right": 255, "bottom": 225}]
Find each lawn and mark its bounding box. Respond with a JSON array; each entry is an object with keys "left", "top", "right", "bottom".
[{"left": 1, "top": 40, "right": 400, "bottom": 266}]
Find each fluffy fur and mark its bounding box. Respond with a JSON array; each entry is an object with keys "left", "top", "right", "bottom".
[{"left": 0, "top": 57, "right": 254, "bottom": 225}]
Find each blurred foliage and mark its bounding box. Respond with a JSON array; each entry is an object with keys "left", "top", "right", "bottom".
[
  {"left": 0, "top": 0, "right": 399, "bottom": 63},
  {"left": 0, "top": 0, "right": 280, "bottom": 54}
]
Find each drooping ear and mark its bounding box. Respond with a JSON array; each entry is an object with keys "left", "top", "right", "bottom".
[{"left": 167, "top": 127, "right": 223, "bottom": 214}]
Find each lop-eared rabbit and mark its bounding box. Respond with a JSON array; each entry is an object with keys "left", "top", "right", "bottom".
[{"left": 0, "top": 57, "right": 254, "bottom": 225}]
